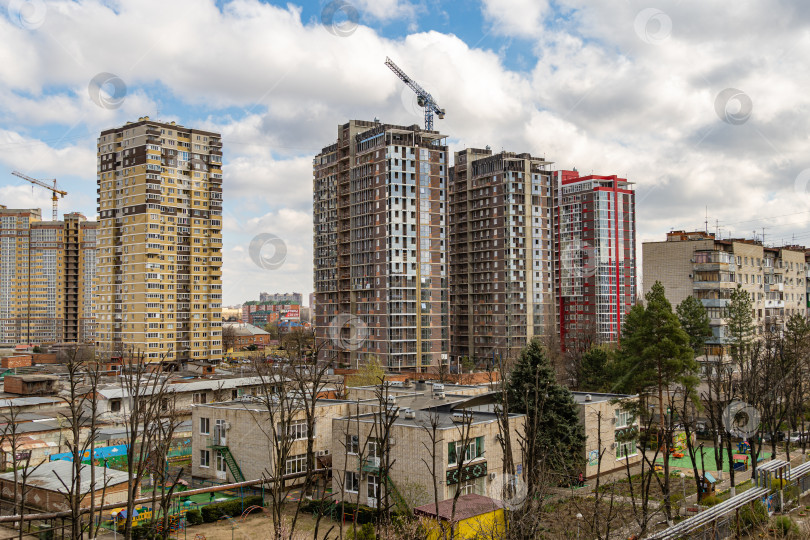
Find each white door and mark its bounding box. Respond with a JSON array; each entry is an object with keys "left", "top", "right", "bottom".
[
  {"left": 216, "top": 451, "right": 227, "bottom": 481},
  {"left": 368, "top": 475, "right": 380, "bottom": 508},
  {"left": 214, "top": 419, "right": 227, "bottom": 445}
]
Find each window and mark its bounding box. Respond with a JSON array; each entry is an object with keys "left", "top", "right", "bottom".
[
  {"left": 448, "top": 436, "right": 485, "bottom": 466},
  {"left": 460, "top": 478, "right": 485, "bottom": 495},
  {"left": 617, "top": 441, "right": 637, "bottom": 459},
  {"left": 200, "top": 449, "right": 210, "bottom": 468},
  {"left": 110, "top": 399, "right": 121, "bottom": 413},
  {"left": 345, "top": 471, "right": 359, "bottom": 493},
  {"left": 615, "top": 409, "right": 632, "bottom": 429},
  {"left": 347, "top": 434, "right": 359, "bottom": 455},
  {"left": 279, "top": 420, "right": 309, "bottom": 441},
  {"left": 193, "top": 392, "right": 207, "bottom": 404},
  {"left": 285, "top": 454, "right": 307, "bottom": 475},
  {"left": 200, "top": 417, "right": 210, "bottom": 435}
]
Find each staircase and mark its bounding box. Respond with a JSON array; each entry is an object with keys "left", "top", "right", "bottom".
[
  {"left": 211, "top": 444, "right": 245, "bottom": 483},
  {"left": 383, "top": 473, "right": 409, "bottom": 514}
]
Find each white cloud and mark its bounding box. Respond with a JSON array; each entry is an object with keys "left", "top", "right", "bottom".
[
  {"left": 481, "top": 0, "right": 550, "bottom": 39},
  {"left": 2, "top": 0, "right": 810, "bottom": 304}
]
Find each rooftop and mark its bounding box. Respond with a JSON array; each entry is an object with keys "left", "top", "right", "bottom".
[
  {"left": 0, "top": 459, "right": 129, "bottom": 492},
  {"left": 414, "top": 494, "right": 504, "bottom": 521},
  {"left": 571, "top": 392, "right": 635, "bottom": 405}
]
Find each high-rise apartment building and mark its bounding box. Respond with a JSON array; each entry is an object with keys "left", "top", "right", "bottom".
[
  {"left": 554, "top": 171, "right": 636, "bottom": 351},
  {"left": 448, "top": 148, "right": 555, "bottom": 364},
  {"left": 0, "top": 207, "right": 97, "bottom": 345},
  {"left": 643, "top": 231, "right": 806, "bottom": 360},
  {"left": 96, "top": 117, "right": 223, "bottom": 363},
  {"left": 314, "top": 120, "right": 448, "bottom": 371}
]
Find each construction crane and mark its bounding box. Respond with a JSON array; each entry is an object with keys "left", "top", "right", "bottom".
[
  {"left": 11, "top": 171, "right": 67, "bottom": 221},
  {"left": 385, "top": 57, "right": 445, "bottom": 131}
]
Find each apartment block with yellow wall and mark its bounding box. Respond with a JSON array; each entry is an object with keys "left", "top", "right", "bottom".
[
  {"left": 0, "top": 207, "right": 96, "bottom": 345},
  {"left": 96, "top": 117, "right": 223, "bottom": 363}
]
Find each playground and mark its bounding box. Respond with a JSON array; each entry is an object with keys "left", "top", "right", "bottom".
[{"left": 656, "top": 444, "right": 770, "bottom": 474}]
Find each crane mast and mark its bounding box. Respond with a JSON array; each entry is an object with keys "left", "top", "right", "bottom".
[
  {"left": 385, "top": 57, "right": 445, "bottom": 131},
  {"left": 11, "top": 171, "right": 67, "bottom": 221}
]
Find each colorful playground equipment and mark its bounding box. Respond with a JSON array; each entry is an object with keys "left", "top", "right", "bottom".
[{"left": 733, "top": 454, "right": 749, "bottom": 472}]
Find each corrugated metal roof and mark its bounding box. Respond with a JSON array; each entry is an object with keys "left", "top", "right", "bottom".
[
  {"left": 0, "top": 460, "right": 129, "bottom": 492},
  {"left": 97, "top": 376, "right": 267, "bottom": 400}
]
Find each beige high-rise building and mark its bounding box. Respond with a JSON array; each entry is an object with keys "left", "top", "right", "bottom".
[
  {"left": 0, "top": 207, "right": 97, "bottom": 345},
  {"left": 643, "top": 231, "right": 806, "bottom": 359},
  {"left": 96, "top": 117, "right": 223, "bottom": 363}
]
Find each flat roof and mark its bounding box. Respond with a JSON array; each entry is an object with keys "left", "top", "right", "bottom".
[
  {"left": 345, "top": 406, "right": 522, "bottom": 430},
  {"left": 0, "top": 460, "right": 129, "bottom": 492},
  {"left": 571, "top": 392, "right": 635, "bottom": 404}
]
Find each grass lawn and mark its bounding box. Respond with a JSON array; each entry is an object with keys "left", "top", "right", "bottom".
[{"left": 656, "top": 448, "right": 770, "bottom": 473}]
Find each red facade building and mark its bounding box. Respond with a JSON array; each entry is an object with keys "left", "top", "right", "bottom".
[{"left": 554, "top": 170, "right": 636, "bottom": 352}]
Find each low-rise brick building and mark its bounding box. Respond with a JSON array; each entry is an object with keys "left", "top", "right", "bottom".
[
  {"left": 573, "top": 392, "right": 641, "bottom": 478},
  {"left": 331, "top": 405, "right": 525, "bottom": 509},
  {"left": 190, "top": 399, "right": 353, "bottom": 484},
  {"left": 0, "top": 459, "right": 132, "bottom": 512}
]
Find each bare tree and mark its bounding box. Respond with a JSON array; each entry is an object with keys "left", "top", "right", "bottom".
[
  {"left": 118, "top": 350, "right": 177, "bottom": 539},
  {"left": 417, "top": 410, "right": 450, "bottom": 540},
  {"left": 250, "top": 357, "right": 306, "bottom": 539},
  {"left": 52, "top": 345, "right": 112, "bottom": 539},
  {"left": 221, "top": 324, "right": 237, "bottom": 353},
  {"left": 0, "top": 405, "right": 44, "bottom": 540}
]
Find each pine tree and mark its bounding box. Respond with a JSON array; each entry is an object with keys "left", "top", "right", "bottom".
[
  {"left": 726, "top": 285, "right": 755, "bottom": 363},
  {"left": 676, "top": 295, "right": 712, "bottom": 358},
  {"left": 578, "top": 346, "right": 613, "bottom": 392},
  {"left": 506, "top": 339, "right": 586, "bottom": 477}
]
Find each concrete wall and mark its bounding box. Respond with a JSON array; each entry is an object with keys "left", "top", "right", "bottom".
[
  {"left": 331, "top": 413, "right": 525, "bottom": 508},
  {"left": 190, "top": 401, "right": 351, "bottom": 483},
  {"left": 578, "top": 398, "right": 641, "bottom": 478}
]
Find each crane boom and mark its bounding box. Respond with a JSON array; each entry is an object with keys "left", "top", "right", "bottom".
[
  {"left": 385, "top": 57, "right": 445, "bottom": 131},
  {"left": 11, "top": 171, "right": 67, "bottom": 221}
]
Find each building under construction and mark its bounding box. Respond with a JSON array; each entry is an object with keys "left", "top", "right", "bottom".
[
  {"left": 313, "top": 120, "right": 449, "bottom": 371},
  {"left": 0, "top": 206, "right": 97, "bottom": 345},
  {"left": 448, "top": 148, "right": 556, "bottom": 365}
]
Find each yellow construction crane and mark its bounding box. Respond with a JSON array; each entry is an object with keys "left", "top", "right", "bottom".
[{"left": 11, "top": 171, "right": 67, "bottom": 221}]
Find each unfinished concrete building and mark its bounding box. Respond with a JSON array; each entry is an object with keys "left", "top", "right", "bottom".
[
  {"left": 448, "top": 149, "right": 555, "bottom": 365},
  {"left": 314, "top": 120, "right": 449, "bottom": 372}
]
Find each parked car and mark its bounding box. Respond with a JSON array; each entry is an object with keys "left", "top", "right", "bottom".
[{"left": 787, "top": 432, "right": 810, "bottom": 444}]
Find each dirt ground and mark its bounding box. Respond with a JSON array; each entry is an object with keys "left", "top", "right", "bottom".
[{"left": 185, "top": 507, "right": 341, "bottom": 540}]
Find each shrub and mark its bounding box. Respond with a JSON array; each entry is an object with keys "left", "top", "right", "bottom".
[
  {"left": 772, "top": 516, "right": 798, "bottom": 537},
  {"left": 700, "top": 495, "right": 719, "bottom": 507},
  {"left": 736, "top": 501, "right": 768, "bottom": 533},
  {"left": 200, "top": 495, "right": 263, "bottom": 523},
  {"left": 347, "top": 523, "right": 376, "bottom": 540},
  {"left": 186, "top": 508, "right": 203, "bottom": 526}
]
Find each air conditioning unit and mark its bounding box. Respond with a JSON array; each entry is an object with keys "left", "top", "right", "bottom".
[
  {"left": 403, "top": 408, "right": 416, "bottom": 419},
  {"left": 435, "top": 392, "right": 445, "bottom": 399},
  {"left": 224, "top": 422, "right": 231, "bottom": 430},
  {"left": 389, "top": 437, "right": 396, "bottom": 446}
]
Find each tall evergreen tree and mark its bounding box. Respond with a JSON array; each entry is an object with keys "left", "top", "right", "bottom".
[
  {"left": 726, "top": 285, "right": 755, "bottom": 364},
  {"left": 676, "top": 295, "right": 712, "bottom": 358},
  {"left": 613, "top": 281, "right": 697, "bottom": 524},
  {"left": 505, "top": 339, "right": 586, "bottom": 478},
  {"left": 578, "top": 346, "right": 613, "bottom": 392}
]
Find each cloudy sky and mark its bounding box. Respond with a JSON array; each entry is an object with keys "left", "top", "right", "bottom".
[{"left": 1, "top": 0, "right": 809, "bottom": 306}]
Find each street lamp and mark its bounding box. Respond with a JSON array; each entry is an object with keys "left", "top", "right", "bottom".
[{"left": 576, "top": 512, "right": 583, "bottom": 539}]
